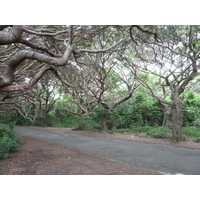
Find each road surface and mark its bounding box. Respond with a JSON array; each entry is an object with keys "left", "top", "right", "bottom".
[{"left": 13, "top": 126, "right": 200, "bottom": 175}]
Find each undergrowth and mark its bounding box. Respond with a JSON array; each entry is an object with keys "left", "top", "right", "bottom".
[
  {"left": 0, "top": 123, "right": 22, "bottom": 159},
  {"left": 109, "top": 126, "right": 200, "bottom": 142}
]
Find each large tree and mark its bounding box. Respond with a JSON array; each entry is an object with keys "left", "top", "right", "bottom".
[
  {"left": 55, "top": 48, "right": 139, "bottom": 131},
  {"left": 0, "top": 71, "right": 59, "bottom": 125},
  {"left": 0, "top": 25, "right": 133, "bottom": 129},
  {"left": 2, "top": 25, "right": 199, "bottom": 141},
  {"left": 128, "top": 25, "right": 200, "bottom": 142},
  {"left": 0, "top": 25, "right": 125, "bottom": 92}
]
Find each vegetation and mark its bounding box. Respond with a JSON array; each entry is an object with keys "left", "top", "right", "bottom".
[
  {"left": 0, "top": 25, "right": 200, "bottom": 143},
  {"left": 0, "top": 124, "right": 22, "bottom": 159},
  {"left": 1, "top": 90, "right": 200, "bottom": 142}
]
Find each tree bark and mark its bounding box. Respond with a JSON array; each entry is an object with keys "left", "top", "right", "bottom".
[
  {"left": 101, "top": 116, "right": 109, "bottom": 132},
  {"left": 162, "top": 109, "right": 171, "bottom": 128},
  {"left": 171, "top": 90, "right": 183, "bottom": 142},
  {"left": 0, "top": 45, "right": 73, "bottom": 88},
  {"left": 42, "top": 114, "right": 47, "bottom": 126},
  {"left": 0, "top": 25, "right": 23, "bottom": 45}
]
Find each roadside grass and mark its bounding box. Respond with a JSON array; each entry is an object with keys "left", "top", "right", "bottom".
[
  {"left": 110, "top": 126, "right": 200, "bottom": 142},
  {"left": 181, "top": 127, "right": 200, "bottom": 142}
]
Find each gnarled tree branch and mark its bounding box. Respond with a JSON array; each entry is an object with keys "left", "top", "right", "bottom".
[
  {"left": 0, "top": 25, "right": 24, "bottom": 45},
  {"left": 0, "top": 65, "right": 51, "bottom": 92},
  {"left": 0, "top": 45, "right": 73, "bottom": 87}
]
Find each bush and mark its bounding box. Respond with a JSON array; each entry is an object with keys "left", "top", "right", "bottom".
[
  {"left": 129, "top": 126, "right": 170, "bottom": 138},
  {"left": 195, "top": 138, "right": 200, "bottom": 143},
  {"left": 181, "top": 127, "right": 200, "bottom": 138},
  {"left": 193, "top": 119, "right": 200, "bottom": 127},
  {"left": 72, "top": 116, "right": 100, "bottom": 131},
  {"left": 108, "top": 130, "right": 114, "bottom": 134},
  {"left": 142, "top": 127, "right": 171, "bottom": 139},
  {"left": 149, "top": 132, "right": 170, "bottom": 139},
  {"left": 180, "top": 136, "right": 187, "bottom": 141},
  {"left": 0, "top": 125, "right": 22, "bottom": 159}
]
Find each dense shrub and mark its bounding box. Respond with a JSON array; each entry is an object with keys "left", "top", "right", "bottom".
[
  {"left": 0, "top": 125, "right": 22, "bottom": 159},
  {"left": 195, "top": 138, "right": 200, "bottom": 143},
  {"left": 146, "top": 132, "right": 170, "bottom": 139},
  {"left": 192, "top": 119, "right": 200, "bottom": 128},
  {"left": 181, "top": 127, "right": 200, "bottom": 138},
  {"left": 72, "top": 116, "right": 100, "bottom": 131}
]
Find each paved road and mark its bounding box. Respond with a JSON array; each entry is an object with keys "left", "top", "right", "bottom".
[{"left": 13, "top": 126, "right": 200, "bottom": 175}]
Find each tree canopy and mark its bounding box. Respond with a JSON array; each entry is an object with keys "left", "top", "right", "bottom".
[{"left": 0, "top": 25, "right": 200, "bottom": 142}]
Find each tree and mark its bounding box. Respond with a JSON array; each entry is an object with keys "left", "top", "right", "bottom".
[
  {"left": 0, "top": 25, "right": 72, "bottom": 92},
  {"left": 0, "top": 71, "right": 59, "bottom": 126},
  {"left": 44, "top": 26, "right": 140, "bottom": 131},
  {"left": 0, "top": 25, "right": 127, "bottom": 126},
  {"left": 129, "top": 25, "right": 200, "bottom": 142},
  {"left": 2, "top": 25, "right": 199, "bottom": 141},
  {"left": 0, "top": 25, "right": 125, "bottom": 92}
]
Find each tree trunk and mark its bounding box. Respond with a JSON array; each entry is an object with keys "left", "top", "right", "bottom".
[
  {"left": 101, "top": 116, "right": 109, "bottom": 132},
  {"left": 41, "top": 112, "right": 48, "bottom": 126},
  {"left": 162, "top": 109, "right": 171, "bottom": 128},
  {"left": 171, "top": 91, "right": 183, "bottom": 142}
]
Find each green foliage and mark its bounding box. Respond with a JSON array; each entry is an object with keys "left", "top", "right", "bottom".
[
  {"left": 182, "top": 91, "right": 200, "bottom": 126},
  {"left": 72, "top": 115, "right": 100, "bottom": 131},
  {"left": 130, "top": 126, "right": 171, "bottom": 139},
  {"left": 113, "top": 93, "right": 164, "bottom": 128},
  {"left": 128, "top": 126, "right": 200, "bottom": 141},
  {"left": 0, "top": 125, "right": 22, "bottom": 159},
  {"left": 0, "top": 112, "right": 30, "bottom": 126},
  {"left": 192, "top": 119, "right": 200, "bottom": 127},
  {"left": 92, "top": 107, "right": 108, "bottom": 120},
  {"left": 108, "top": 130, "right": 114, "bottom": 134},
  {"left": 150, "top": 132, "right": 170, "bottom": 139},
  {"left": 181, "top": 127, "right": 200, "bottom": 138},
  {"left": 119, "top": 125, "right": 200, "bottom": 141},
  {"left": 109, "top": 112, "right": 125, "bottom": 129},
  {"left": 194, "top": 138, "right": 200, "bottom": 143},
  {"left": 8, "top": 121, "right": 17, "bottom": 130},
  {"left": 2, "top": 86, "right": 200, "bottom": 143},
  {"left": 180, "top": 136, "right": 187, "bottom": 141}
]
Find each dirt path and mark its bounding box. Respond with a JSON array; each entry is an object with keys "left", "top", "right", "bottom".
[{"left": 0, "top": 136, "right": 160, "bottom": 175}]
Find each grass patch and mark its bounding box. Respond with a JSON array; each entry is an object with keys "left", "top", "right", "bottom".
[
  {"left": 129, "top": 126, "right": 171, "bottom": 139},
  {"left": 181, "top": 127, "right": 200, "bottom": 138},
  {"left": 113, "top": 126, "right": 200, "bottom": 142}
]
